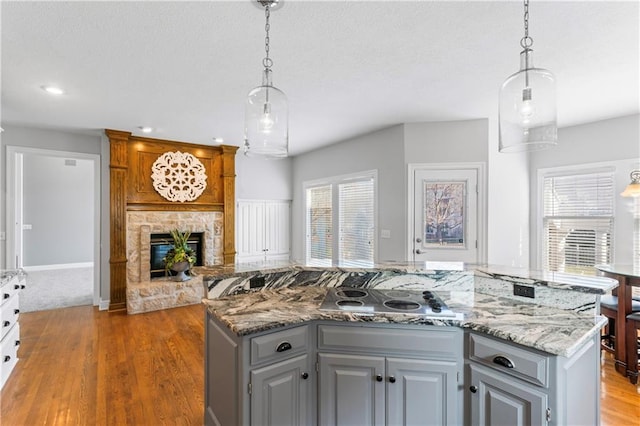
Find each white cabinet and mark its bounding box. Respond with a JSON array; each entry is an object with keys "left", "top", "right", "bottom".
[
  {"left": 317, "top": 324, "right": 462, "bottom": 426},
  {"left": 0, "top": 270, "right": 25, "bottom": 390},
  {"left": 236, "top": 200, "right": 290, "bottom": 263}
]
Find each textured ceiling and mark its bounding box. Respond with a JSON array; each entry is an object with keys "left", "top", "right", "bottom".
[{"left": 2, "top": 1, "right": 638, "bottom": 156}]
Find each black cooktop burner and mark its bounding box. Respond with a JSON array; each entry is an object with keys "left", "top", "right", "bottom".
[{"left": 319, "top": 287, "right": 462, "bottom": 319}]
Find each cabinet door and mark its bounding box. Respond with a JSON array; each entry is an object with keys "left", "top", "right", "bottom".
[
  {"left": 250, "top": 354, "right": 310, "bottom": 426},
  {"left": 236, "top": 201, "right": 266, "bottom": 261},
  {"left": 318, "top": 353, "right": 385, "bottom": 426},
  {"left": 469, "top": 364, "right": 547, "bottom": 426},
  {"left": 264, "top": 201, "right": 290, "bottom": 256},
  {"left": 387, "top": 357, "right": 459, "bottom": 426}
]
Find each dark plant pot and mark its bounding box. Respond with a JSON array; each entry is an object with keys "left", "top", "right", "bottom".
[{"left": 171, "top": 261, "right": 191, "bottom": 282}]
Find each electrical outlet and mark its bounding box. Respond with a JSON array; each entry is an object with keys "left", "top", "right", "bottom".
[
  {"left": 513, "top": 284, "right": 535, "bottom": 299},
  {"left": 249, "top": 276, "right": 265, "bottom": 289}
]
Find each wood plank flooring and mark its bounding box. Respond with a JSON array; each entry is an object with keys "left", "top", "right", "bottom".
[{"left": 1, "top": 304, "right": 639, "bottom": 425}]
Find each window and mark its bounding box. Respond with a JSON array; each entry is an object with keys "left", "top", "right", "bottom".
[
  {"left": 305, "top": 172, "right": 376, "bottom": 266},
  {"left": 542, "top": 170, "right": 615, "bottom": 275}
]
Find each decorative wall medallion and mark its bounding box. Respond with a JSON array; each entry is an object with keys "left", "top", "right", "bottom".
[{"left": 151, "top": 151, "right": 207, "bottom": 202}]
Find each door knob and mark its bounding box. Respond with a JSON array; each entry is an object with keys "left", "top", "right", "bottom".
[
  {"left": 415, "top": 249, "right": 422, "bottom": 254},
  {"left": 375, "top": 374, "right": 383, "bottom": 382},
  {"left": 469, "top": 385, "right": 478, "bottom": 393},
  {"left": 388, "top": 376, "right": 396, "bottom": 383},
  {"left": 301, "top": 372, "right": 309, "bottom": 380},
  {"left": 415, "top": 238, "right": 422, "bottom": 243}
]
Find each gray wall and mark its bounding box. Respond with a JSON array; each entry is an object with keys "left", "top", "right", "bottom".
[
  {"left": 291, "top": 125, "right": 406, "bottom": 262},
  {"left": 290, "top": 119, "right": 489, "bottom": 263},
  {"left": 235, "top": 154, "right": 292, "bottom": 200},
  {"left": 22, "top": 154, "right": 94, "bottom": 265},
  {"left": 529, "top": 114, "right": 640, "bottom": 267}
]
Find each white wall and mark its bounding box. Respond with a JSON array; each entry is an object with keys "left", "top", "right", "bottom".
[
  {"left": 529, "top": 114, "right": 640, "bottom": 267},
  {"left": 291, "top": 125, "right": 405, "bottom": 262}
]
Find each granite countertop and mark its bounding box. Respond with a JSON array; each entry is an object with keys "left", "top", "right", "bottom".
[{"left": 203, "top": 285, "right": 607, "bottom": 359}]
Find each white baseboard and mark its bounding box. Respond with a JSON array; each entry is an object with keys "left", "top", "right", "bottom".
[
  {"left": 23, "top": 262, "right": 94, "bottom": 272},
  {"left": 99, "top": 300, "right": 110, "bottom": 311}
]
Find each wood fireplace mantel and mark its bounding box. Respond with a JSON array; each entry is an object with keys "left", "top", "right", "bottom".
[{"left": 106, "top": 129, "right": 238, "bottom": 312}]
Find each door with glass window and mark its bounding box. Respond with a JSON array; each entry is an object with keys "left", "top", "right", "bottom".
[{"left": 413, "top": 168, "right": 478, "bottom": 263}]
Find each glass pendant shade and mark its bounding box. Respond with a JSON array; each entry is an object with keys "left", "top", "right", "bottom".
[
  {"left": 243, "top": 69, "right": 289, "bottom": 159},
  {"left": 499, "top": 49, "right": 557, "bottom": 153}
]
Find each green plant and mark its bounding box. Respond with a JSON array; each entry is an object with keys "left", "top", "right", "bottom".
[{"left": 163, "top": 229, "right": 196, "bottom": 273}]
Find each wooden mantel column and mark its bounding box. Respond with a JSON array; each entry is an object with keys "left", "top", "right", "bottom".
[
  {"left": 105, "top": 129, "right": 130, "bottom": 312},
  {"left": 221, "top": 146, "right": 239, "bottom": 264}
]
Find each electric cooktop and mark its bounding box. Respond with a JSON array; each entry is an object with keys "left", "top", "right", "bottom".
[{"left": 319, "top": 287, "right": 463, "bottom": 319}]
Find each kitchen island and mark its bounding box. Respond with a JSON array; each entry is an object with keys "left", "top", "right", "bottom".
[{"left": 198, "top": 262, "right": 617, "bottom": 426}]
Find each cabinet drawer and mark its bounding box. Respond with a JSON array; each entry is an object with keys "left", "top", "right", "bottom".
[
  {"left": 0, "top": 276, "right": 20, "bottom": 308},
  {"left": 1, "top": 323, "right": 20, "bottom": 389},
  {"left": 468, "top": 333, "right": 549, "bottom": 387},
  {"left": 0, "top": 295, "right": 20, "bottom": 342},
  {"left": 250, "top": 325, "right": 309, "bottom": 365},
  {"left": 318, "top": 324, "right": 460, "bottom": 359}
]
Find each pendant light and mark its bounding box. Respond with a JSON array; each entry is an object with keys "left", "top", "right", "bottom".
[
  {"left": 499, "top": 0, "right": 557, "bottom": 153},
  {"left": 243, "top": 0, "right": 288, "bottom": 159},
  {"left": 621, "top": 170, "right": 640, "bottom": 197}
]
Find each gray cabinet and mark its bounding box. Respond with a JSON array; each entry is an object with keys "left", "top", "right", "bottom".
[
  {"left": 465, "top": 332, "right": 600, "bottom": 426},
  {"left": 317, "top": 324, "right": 462, "bottom": 426},
  {"left": 251, "top": 354, "right": 310, "bottom": 426},
  {"left": 0, "top": 271, "right": 24, "bottom": 390},
  {"left": 205, "top": 312, "right": 313, "bottom": 426}
]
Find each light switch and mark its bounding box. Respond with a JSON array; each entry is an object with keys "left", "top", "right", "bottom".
[
  {"left": 23, "top": 224, "right": 33, "bottom": 230},
  {"left": 380, "top": 229, "right": 391, "bottom": 239}
]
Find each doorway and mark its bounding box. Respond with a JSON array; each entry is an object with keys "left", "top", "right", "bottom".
[
  {"left": 5, "top": 147, "right": 100, "bottom": 312},
  {"left": 408, "top": 163, "right": 486, "bottom": 264}
]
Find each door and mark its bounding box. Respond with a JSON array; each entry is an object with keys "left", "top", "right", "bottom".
[
  {"left": 250, "top": 354, "right": 310, "bottom": 426},
  {"left": 318, "top": 353, "right": 385, "bottom": 426},
  {"left": 469, "top": 364, "right": 547, "bottom": 426},
  {"left": 412, "top": 167, "right": 479, "bottom": 263},
  {"left": 386, "top": 358, "right": 459, "bottom": 426}
]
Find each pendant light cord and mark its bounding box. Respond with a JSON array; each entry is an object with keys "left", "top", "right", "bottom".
[
  {"left": 263, "top": 6, "right": 273, "bottom": 71},
  {"left": 520, "top": 0, "right": 533, "bottom": 49}
]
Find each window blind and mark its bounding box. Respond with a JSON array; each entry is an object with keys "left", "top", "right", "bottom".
[
  {"left": 307, "top": 185, "right": 332, "bottom": 265},
  {"left": 339, "top": 179, "right": 374, "bottom": 263},
  {"left": 542, "top": 171, "right": 614, "bottom": 274}
]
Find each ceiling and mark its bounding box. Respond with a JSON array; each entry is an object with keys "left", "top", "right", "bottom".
[{"left": 2, "top": 1, "right": 638, "bottom": 156}]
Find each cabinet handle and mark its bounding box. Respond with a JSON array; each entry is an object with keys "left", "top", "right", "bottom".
[
  {"left": 301, "top": 372, "right": 309, "bottom": 380},
  {"left": 15, "top": 340, "right": 20, "bottom": 346},
  {"left": 3, "top": 293, "right": 9, "bottom": 299},
  {"left": 388, "top": 376, "right": 396, "bottom": 383},
  {"left": 493, "top": 355, "right": 515, "bottom": 369},
  {"left": 14, "top": 309, "right": 20, "bottom": 315},
  {"left": 275, "top": 342, "right": 292, "bottom": 352},
  {"left": 469, "top": 385, "right": 478, "bottom": 393},
  {"left": 21, "top": 285, "right": 26, "bottom": 290},
  {"left": 3, "top": 321, "right": 10, "bottom": 327},
  {"left": 14, "top": 284, "right": 20, "bottom": 290},
  {"left": 3, "top": 355, "right": 10, "bottom": 363},
  {"left": 375, "top": 374, "right": 383, "bottom": 382}
]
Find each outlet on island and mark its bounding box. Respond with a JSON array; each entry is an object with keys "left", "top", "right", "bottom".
[
  {"left": 249, "top": 276, "right": 266, "bottom": 289},
  {"left": 513, "top": 283, "right": 535, "bottom": 299}
]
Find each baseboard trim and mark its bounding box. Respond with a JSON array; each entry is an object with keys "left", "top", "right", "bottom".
[
  {"left": 99, "top": 300, "right": 110, "bottom": 311},
  {"left": 23, "top": 262, "right": 94, "bottom": 272}
]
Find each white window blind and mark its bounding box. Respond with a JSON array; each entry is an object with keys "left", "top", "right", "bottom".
[
  {"left": 339, "top": 179, "right": 374, "bottom": 263},
  {"left": 542, "top": 171, "right": 614, "bottom": 274},
  {"left": 307, "top": 185, "right": 332, "bottom": 265}
]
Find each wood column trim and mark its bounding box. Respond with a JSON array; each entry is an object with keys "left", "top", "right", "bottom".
[
  {"left": 221, "top": 146, "right": 239, "bottom": 264},
  {"left": 106, "top": 129, "right": 131, "bottom": 312}
]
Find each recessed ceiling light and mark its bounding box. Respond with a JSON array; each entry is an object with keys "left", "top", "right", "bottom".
[
  {"left": 138, "top": 126, "right": 153, "bottom": 133},
  {"left": 41, "top": 86, "right": 64, "bottom": 95},
  {"left": 212, "top": 137, "right": 224, "bottom": 144}
]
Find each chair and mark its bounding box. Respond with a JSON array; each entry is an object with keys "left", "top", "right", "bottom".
[
  {"left": 599, "top": 295, "right": 640, "bottom": 353},
  {"left": 626, "top": 312, "right": 640, "bottom": 385}
]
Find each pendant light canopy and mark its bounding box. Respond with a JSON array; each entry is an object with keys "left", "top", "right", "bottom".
[
  {"left": 621, "top": 170, "right": 640, "bottom": 198},
  {"left": 243, "top": 0, "right": 288, "bottom": 159},
  {"left": 499, "top": 0, "right": 557, "bottom": 153}
]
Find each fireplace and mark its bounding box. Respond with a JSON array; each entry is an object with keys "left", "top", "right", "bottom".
[{"left": 150, "top": 232, "right": 204, "bottom": 278}]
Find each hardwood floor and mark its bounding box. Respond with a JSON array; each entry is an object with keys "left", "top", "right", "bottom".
[{"left": 1, "top": 304, "right": 639, "bottom": 425}]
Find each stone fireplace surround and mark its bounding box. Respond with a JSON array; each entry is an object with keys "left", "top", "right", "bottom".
[{"left": 126, "top": 211, "right": 224, "bottom": 314}]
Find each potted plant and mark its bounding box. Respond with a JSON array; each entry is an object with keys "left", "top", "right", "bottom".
[{"left": 163, "top": 229, "right": 196, "bottom": 281}]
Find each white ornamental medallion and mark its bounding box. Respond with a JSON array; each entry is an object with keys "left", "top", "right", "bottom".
[{"left": 151, "top": 151, "right": 207, "bottom": 202}]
